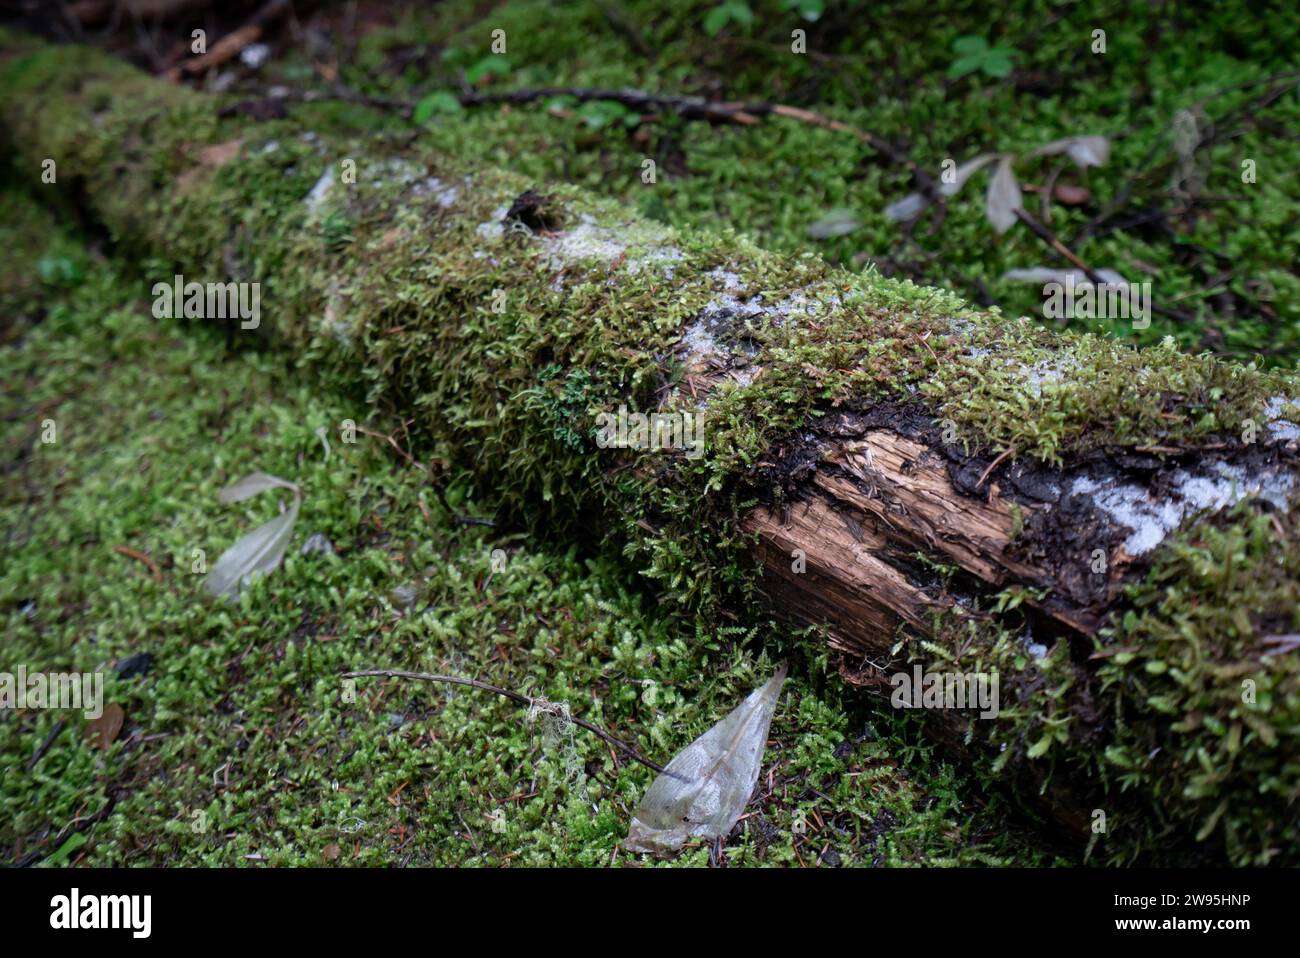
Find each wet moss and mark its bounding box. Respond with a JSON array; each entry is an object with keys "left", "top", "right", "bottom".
[
  {"left": 0, "top": 186, "right": 1059, "bottom": 868},
  {"left": 3, "top": 33, "right": 1299, "bottom": 863}
]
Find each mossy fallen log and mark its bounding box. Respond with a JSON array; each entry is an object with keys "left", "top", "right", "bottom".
[{"left": 3, "top": 32, "right": 1299, "bottom": 864}]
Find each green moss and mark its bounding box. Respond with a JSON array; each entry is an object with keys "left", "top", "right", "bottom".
[
  {"left": 327, "top": 0, "right": 1300, "bottom": 364},
  {"left": 4, "top": 29, "right": 1300, "bottom": 864},
  {"left": 0, "top": 187, "right": 1057, "bottom": 867}
]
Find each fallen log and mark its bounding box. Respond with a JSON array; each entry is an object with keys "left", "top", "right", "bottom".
[{"left": 3, "top": 32, "right": 1299, "bottom": 864}]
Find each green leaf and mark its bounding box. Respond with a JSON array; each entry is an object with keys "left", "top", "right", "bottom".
[
  {"left": 784, "top": 0, "right": 824, "bottom": 20},
  {"left": 981, "top": 53, "right": 1015, "bottom": 78},
  {"left": 947, "top": 55, "right": 984, "bottom": 78},
  {"left": 728, "top": 1, "right": 754, "bottom": 26},
  {"left": 43, "top": 832, "right": 88, "bottom": 866},
  {"left": 466, "top": 55, "right": 510, "bottom": 85},
  {"left": 703, "top": 5, "right": 732, "bottom": 36},
  {"left": 951, "top": 35, "right": 988, "bottom": 55},
  {"left": 577, "top": 100, "right": 631, "bottom": 130},
  {"left": 37, "top": 254, "right": 83, "bottom": 285},
  {"left": 413, "top": 91, "right": 463, "bottom": 124}
]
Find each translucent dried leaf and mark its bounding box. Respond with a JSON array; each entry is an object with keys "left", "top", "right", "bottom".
[
  {"left": 625, "top": 664, "right": 787, "bottom": 855},
  {"left": 1002, "top": 266, "right": 1128, "bottom": 286},
  {"left": 86, "top": 702, "right": 124, "bottom": 750},
  {"left": 941, "top": 153, "right": 998, "bottom": 197},
  {"left": 884, "top": 154, "right": 995, "bottom": 223},
  {"left": 985, "top": 156, "right": 1022, "bottom": 234},
  {"left": 1032, "top": 135, "right": 1110, "bottom": 169},
  {"left": 808, "top": 208, "right": 861, "bottom": 239},
  {"left": 883, "top": 192, "right": 928, "bottom": 222},
  {"left": 207, "top": 496, "right": 301, "bottom": 599},
  {"left": 217, "top": 471, "right": 299, "bottom": 504}
]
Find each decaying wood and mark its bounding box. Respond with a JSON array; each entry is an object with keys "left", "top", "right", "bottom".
[{"left": 4, "top": 31, "right": 1298, "bottom": 853}]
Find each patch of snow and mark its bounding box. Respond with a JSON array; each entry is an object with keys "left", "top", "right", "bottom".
[
  {"left": 709, "top": 267, "right": 745, "bottom": 292},
  {"left": 1019, "top": 626, "right": 1048, "bottom": 661},
  {"left": 1263, "top": 395, "right": 1300, "bottom": 442},
  {"left": 367, "top": 157, "right": 423, "bottom": 190},
  {"left": 304, "top": 167, "right": 334, "bottom": 215},
  {"left": 626, "top": 246, "right": 683, "bottom": 276},
  {"left": 543, "top": 215, "right": 625, "bottom": 263},
  {"left": 1019, "top": 354, "right": 1080, "bottom": 397},
  {"left": 476, "top": 204, "right": 509, "bottom": 241},
  {"left": 680, "top": 321, "right": 721, "bottom": 363},
  {"left": 1072, "top": 460, "right": 1295, "bottom": 555}
]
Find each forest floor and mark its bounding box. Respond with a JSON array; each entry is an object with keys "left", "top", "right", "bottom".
[
  {"left": 0, "top": 187, "right": 1066, "bottom": 866},
  {"left": 2, "top": 0, "right": 1297, "bottom": 866}
]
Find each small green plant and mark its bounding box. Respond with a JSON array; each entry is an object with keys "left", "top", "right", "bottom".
[
  {"left": 948, "top": 35, "right": 1018, "bottom": 78},
  {"left": 704, "top": 1, "right": 754, "bottom": 36},
  {"left": 465, "top": 54, "right": 510, "bottom": 86},
  {"left": 576, "top": 100, "right": 640, "bottom": 130},
  {"left": 782, "top": 0, "right": 824, "bottom": 20},
  {"left": 36, "top": 253, "right": 82, "bottom": 286},
  {"left": 412, "top": 91, "right": 463, "bottom": 124}
]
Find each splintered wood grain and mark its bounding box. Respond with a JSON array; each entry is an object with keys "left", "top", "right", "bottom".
[
  {"left": 742, "top": 428, "right": 1097, "bottom": 678},
  {"left": 744, "top": 490, "right": 950, "bottom": 663},
  {"left": 817, "top": 431, "right": 1037, "bottom": 585}
]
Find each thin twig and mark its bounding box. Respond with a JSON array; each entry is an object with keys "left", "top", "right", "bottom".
[
  {"left": 27, "top": 718, "right": 67, "bottom": 771},
  {"left": 274, "top": 83, "right": 925, "bottom": 189},
  {"left": 343, "top": 669, "right": 676, "bottom": 778},
  {"left": 111, "top": 544, "right": 161, "bottom": 582},
  {"left": 975, "top": 447, "right": 1014, "bottom": 491},
  {"left": 353, "top": 424, "right": 494, "bottom": 527},
  {"left": 354, "top": 423, "right": 426, "bottom": 473},
  {"left": 16, "top": 793, "right": 117, "bottom": 868},
  {"left": 1014, "top": 207, "right": 1191, "bottom": 323}
]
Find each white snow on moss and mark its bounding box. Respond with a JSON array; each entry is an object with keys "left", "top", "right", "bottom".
[
  {"left": 304, "top": 166, "right": 335, "bottom": 215},
  {"left": 475, "top": 204, "right": 509, "bottom": 241},
  {"left": 1264, "top": 396, "right": 1300, "bottom": 442},
  {"left": 413, "top": 176, "right": 461, "bottom": 208},
  {"left": 544, "top": 215, "right": 624, "bottom": 263},
  {"left": 1072, "top": 460, "right": 1294, "bottom": 555},
  {"left": 680, "top": 320, "right": 721, "bottom": 364},
  {"left": 1019, "top": 354, "right": 1081, "bottom": 397}
]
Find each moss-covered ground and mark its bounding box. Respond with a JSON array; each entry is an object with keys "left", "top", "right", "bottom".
[
  {"left": 310, "top": 0, "right": 1299, "bottom": 363},
  {"left": 2, "top": 0, "right": 1297, "bottom": 868},
  {"left": 0, "top": 188, "right": 1064, "bottom": 866}
]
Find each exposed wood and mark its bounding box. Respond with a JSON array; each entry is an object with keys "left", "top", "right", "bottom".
[{"left": 4, "top": 31, "right": 1298, "bottom": 855}]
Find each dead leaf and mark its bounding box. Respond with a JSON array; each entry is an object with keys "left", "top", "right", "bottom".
[
  {"left": 625, "top": 664, "right": 787, "bottom": 855},
  {"left": 86, "top": 703, "right": 124, "bottom": 750},
  {"left": 808, "top": 209, "right": 861, "bottom": 239},
  {"left": 884, "top": 154, "right": 996, "bottom": 223},
  {"left": 322, "top": 843, "right": 341, "bottom": 861},
  {"left": 942, "top": 153, "right": 998, "bottom": 196},
  {"left": 1032, "top": 134, "right": 1110, "bottom": 169},
  {"left": 1052, "top": 183, "right": 1092, "bottom": 205},
  {"left": 207, "top": 471, "right": 302, "bottom": 599},
  {"left": 985, "top": 156, "right": 1022, "bottom": 234}
]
